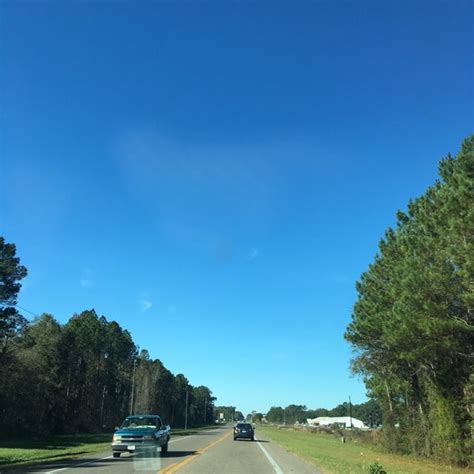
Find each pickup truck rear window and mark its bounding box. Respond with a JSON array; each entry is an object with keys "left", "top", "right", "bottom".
[{"left": 121, "top": 417, "right": 160, "bottom": 428}]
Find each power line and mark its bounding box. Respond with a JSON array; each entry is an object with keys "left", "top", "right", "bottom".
[{"left": 15, "top": 304, "right": 40, "bottom": 318}]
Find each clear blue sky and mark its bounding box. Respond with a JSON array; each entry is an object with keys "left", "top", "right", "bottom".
[{"left": 1, "top": 1, "right": 473, "bottom": 415}]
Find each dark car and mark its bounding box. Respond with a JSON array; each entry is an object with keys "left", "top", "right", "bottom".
[{"left": 233, "top": 422, "right": 255, "bottom": 441}]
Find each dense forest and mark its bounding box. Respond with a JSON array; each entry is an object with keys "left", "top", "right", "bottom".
[
  {"left": 346, "top": 136, "right": 473, "bottom": 465},
  {"left": 0, "top": 237, "right": 216, "bottom": 437}
]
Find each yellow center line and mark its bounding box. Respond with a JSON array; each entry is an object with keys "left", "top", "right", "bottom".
[{"left": 157, "top": 430, "right": 232, "bottom": 474}]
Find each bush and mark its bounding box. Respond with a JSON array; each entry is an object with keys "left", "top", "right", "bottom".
[{"left": 368, "top": 461, "right": 386, "bottom": 474}]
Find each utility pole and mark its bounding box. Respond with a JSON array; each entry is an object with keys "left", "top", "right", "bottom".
[
  {"left": 129, "top": 358, "right": 137, "bottom": 416},
  {"left": 349, "top": 396, "right": 353, "bottom": 429},
  {"left": 100, "top": 385, "right": 107, "bottom": 423},
  {"left": 184, "top": 390, "right": 189, "bottom": 430}
]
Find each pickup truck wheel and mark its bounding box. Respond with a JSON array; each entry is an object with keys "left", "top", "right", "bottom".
[
  {"left": 161, "top": 442, "right": 168, "bottom": 456},
  {"left": 113, "top": 452, "right": 121, "bottom": 458}
]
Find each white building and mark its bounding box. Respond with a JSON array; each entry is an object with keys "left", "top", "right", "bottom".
[{"left": 307, "top": 416, "right": 367, "bottom": 429}]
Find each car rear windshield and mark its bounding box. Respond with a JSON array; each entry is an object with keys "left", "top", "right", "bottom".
[
  {"left": 237, "top": 424, "right": 252, "bottom": 429},
  {"left": 121, "top": 417, "right": 159, "bottom": 428}
]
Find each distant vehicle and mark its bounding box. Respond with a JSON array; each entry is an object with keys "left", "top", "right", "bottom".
[
  {"left": 233, "top": 422, "right": 255, "bottom": 441},
  {"left": 112, "top": 415, "right": 171, "bottom": 458}
]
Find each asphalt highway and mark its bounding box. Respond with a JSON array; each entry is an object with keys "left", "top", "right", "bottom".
[{"left": 22, "top": 427, "right": 321, "bottom": 474}]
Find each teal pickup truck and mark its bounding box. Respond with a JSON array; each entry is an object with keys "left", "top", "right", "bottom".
[{"left": 112, "top": 414, "right": 171, "bottom": 458}]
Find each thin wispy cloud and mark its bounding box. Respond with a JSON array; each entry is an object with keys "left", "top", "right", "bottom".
[
  {"left": 80, "top": 268, "right": 94, "bottom": 287},
  {"left": 248, "top": 248, "right": 260, "bottom": 260},
  {"left": 140, "top": 299, "right": 152, "bottom": 312},
  {"left": 138, "top": 291, "right": 153, "bottom": 312},
  {"left": 113, "top": 133, "right": 302, "bottom": 244}
]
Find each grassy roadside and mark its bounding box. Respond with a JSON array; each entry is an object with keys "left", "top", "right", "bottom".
[
  {"left": 171, "top": 424, "right": 223, "bottom": 436},
  {"left": 0, "top": 425, "right": 219, "bottom": 471},
  {"left": 258, "top": 425, "right": 471, "bottom": 474},
  {"left": 0, "top": 434, "right": 111, "bottom": 472}
]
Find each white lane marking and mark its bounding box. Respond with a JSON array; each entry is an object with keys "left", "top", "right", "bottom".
[
  {"left": 169, "top": 435, "right": 196, "bottom": 443},
  {"left": 45, "top": 455, "right": 113, "bottom": 473},
  {"left": 257, "top": 440, "right": 284, "bottom": 474}
]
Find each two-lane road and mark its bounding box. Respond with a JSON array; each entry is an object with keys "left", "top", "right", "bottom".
[{"left": 21, "top": 427, "right": 321, "bottom": 474}]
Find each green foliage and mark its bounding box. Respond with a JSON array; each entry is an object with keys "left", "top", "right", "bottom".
[
  {"left": 266, "top": 406, "right": 285, "bottom": 423},
  {"left": 368, "top": 462, "right": 386, "bottom": 474},
  {"left": 0, "top": 308, "right": 216, "bottom": 436},
  {"left": 213, "top": 406, "right": 237, "bottom": 421},
  {"left": 0, "top": 237, "right": 27, "bottom": 350},
  {"left": 0, "top": 239, "right": 218, "bottom": 437},
  {"left": 266, "top": 405, "right": 312, "bottom": 424},
  {"left": 267, "top": 400, "right": 383, "bottom": 427},
  {"left": 345, "top": 135, "right": 474, "bottom": 465},
  {"left": 0, "top": 309, "right": 217, "bottom": 436},
  {"left": 251, "top": 412, "right": 264, "bottom": 422},
  {"left": 284, "top": 404, "right": 307, "bottom": 424}
]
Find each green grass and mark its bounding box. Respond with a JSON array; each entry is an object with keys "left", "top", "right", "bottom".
[
  {"left": 171, "top": 424, "right": 222, "bottom": 436},
  {"left": 0, "top": 434, "right": 111, "bottom": 471},
  {"left": 258, "top": 425, "right": 472, "bottom": 474},
  {"left": 0, "top": 425, "right": 219, "bottom": 471}
]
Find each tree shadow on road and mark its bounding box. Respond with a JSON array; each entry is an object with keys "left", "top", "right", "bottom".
[
  {"left": 160, "top": 450, "right": 197, "bottom": 458},
  {"left": 7, "top": 456, "right": 126, "bottom": 472},
  {"left": 233, "top": 438, "right": 270, "bottom": 443},
  {"left": 12, "top": 450, "right": 199, "bottom": 472}
]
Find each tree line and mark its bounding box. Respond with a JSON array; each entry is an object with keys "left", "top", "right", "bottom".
[
  {"left": 213, "top": 406, "right": 244, "bottom": 422},
  {"left": 345, "top": 135, "right": 473, "bottom": 465},
  {"left": 263, "top": 400, "right": 382, "bottom": 427},
  {"left": 0, "top": 237, "right": 216, "bottom": 437}
]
